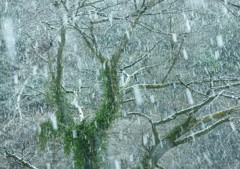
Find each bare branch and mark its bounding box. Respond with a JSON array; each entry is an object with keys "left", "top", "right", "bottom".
[
  {"left": 212, "top": 82, "right": 240, "bottom": 90},
  {"left": 175, "top": 117, "right": 230, "bottom": 145},
  {"left": 121, "top": 98, "right": 135, "bottom": 104},
  {"left": 74, "top": 24, "right": 95, "bottom": 53},
  {"left": 127, "top": 112, "right": 153, "bottom": 124},
  {"left": 123, "top": 78, "right": 240, "bottom": 93},
  {"left": 5, "top": 149, "right": 38, "bottom": 169},
  {"left": 60, "top": 0, "right": 69, "bottom": 12},
  {"left": 79, "top": 0, "right": 103, "bottom": 8},
  {"left": 191, "top": 105, "right": 240, "bottom": 128},
  {"left": 215, "top": 0, "right": 240, "bottom": 17},
  {"left": 177, "top": 75, "right": 206, "bottom": 96},
  {"left": 161, "top": 39, "right": 184, "bottom": 83},
  {"left": 112, "top": 7, "right": 147, "bottom": 65},
  {"left": 26, "top": 85, "right": 46, "bottom": 96},
  {"left": 74, "top": 23, "right": 105, "bottom": 63},
  {"left": 127, "top": 112, "right": 160, "bottom": 145},
  {"left": 121, "top": 40, "right": 160, "bottom": 70},
  {"left": 16, "top": 77, "right": 30, "bottom": 120},
  {"left": 154, "top": 93, "right": 221, "bottom": 126},
  {"left": 228, "top": 2, "right": 240, "bottom": 9},
  {"left": 120, "top": 63, "right": 160, "bottom": 88}
]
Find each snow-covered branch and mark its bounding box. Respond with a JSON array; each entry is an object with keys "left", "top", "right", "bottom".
[
  {"left": 175, "top": 117, "right": 230, "bottom": 145},
  {"left": 190, "top": 105, "right": 240, "bottom": 129},
  {"left": 16, "top": 77, "right": 30, "bottom": 120},
  {"left": 123, "top": 78, "right": 240, "bottom": 93},
  {"left": 121, "top": 42, "right": 158, "bottom": 71},
  {"left": 127, "top": 112, "right": 160, "bottom": 144},
  {"left": 212, "top": 81, "right": 240, "bottom": 90},
  {"left": 5, "top": 149, "right": 38, "bottom": 169},
  {"left": 154, "top": 93, "right": 221, "bottom": 126},
  {"left": 74, "top": 23, "right": 105, "bottom": 63},
  {"left": 112, "top": 6, "right": 147, "bottom": 65},
  {"left": 127, "top": 112, "right": 152, "bottom": 124},
  {"left": 120, "top": 64, "right": 160, "bottom": 88}
]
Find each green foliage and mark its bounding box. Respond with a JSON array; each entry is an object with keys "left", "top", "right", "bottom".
[
  {"left": 45, "top": 81, "right": 73, "bottom": 123},
  {"left": 63, "top": 126, "right": 74, "bottom": 154},
  {"left": 72, "top": 122, "right": 100, "bottom": 168},
  {"left": 39, "top": 80, "right": 73, "bottom": 147},
  {"left": 38, "top": 120, "right": 57, "bottom": 150},
  {"left": 38, "top": 121, "right": 51, "bottom": 149},
  {"left": 44, "top": 81, "right": 57, "bottom": 106},
  {"left": 40, "top": 61, "right": 120, "bottom": 168},
  {"left": 69, "top": 64, "right": 120, "bottom": 168}
]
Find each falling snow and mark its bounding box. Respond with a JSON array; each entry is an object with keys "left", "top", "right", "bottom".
[
  {"left": 182, "top": 48, "right": 188, "bottom": 60},
  {"left": 223, "top": 6, "right": 228, "bottom": 14},
  {"left": 72, "top": 130, "right": 77, "bottom": 138},
  {"left": 120, "top": 73, "right": 125, "bottom": 86},
  {"left": 186, "top": 88, "right": 194, "bottom": 105},
  {"left": 114, "top": 159, "right": 121, "bottom": 169},
  {"left": 126, "top": 30, "right": 130, "bottom": 39},
  {"left": 46, "top": 162, "right": 51, "bottom": 169},
  {"left": 203, "top": 152, "right": 213, "bottom": 166},
  {"left": 109, "top": 13, "right": 113, "bottom": 26},
  {"left": 186, "top": 19, "right": 191, "bottom": 32},
  {"left": 1, "top": 18, "right": 16, "bottom": 59},
  {"left": 229, "top": 122, "right": 236, "bottom": 132},
  {"left": 143, "top": 134, "right": 148, "bottom": 145},
  {"left": 50, "top": 114, "right": 58, "bottom": 130},
  {"left": 172, "top": 33, "right": 177, "bottom": 42},
  {"left": 129, "top": 154, "right": 133, "bottom": 162},
  {"left": 133, "top": 86, "right": 143, "bottom": 106},
  {"left": 32, "top": 65, "right": 38, "bottom": 75},
  {"left": 214, "top": 50, "right": 220, "bottom": 60},
  {"left": 14, "top": 75, "right": 18, "bottom": 85},
  {"left": 1, "top": 1, "right": 239, "bottom": 169},
  {"left": 216, "top": 35, "right": 224, "bottom": 48},
  {"left": 150, "top": 95, "right": 155, "bottom": 103},
  {"left": 4, "top": 1, "right": 8, "bottom": 13}
]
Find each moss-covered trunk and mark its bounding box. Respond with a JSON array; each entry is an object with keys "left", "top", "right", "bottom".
[
  {"left": 40, "top": 28, "right": 120, "bottom": 168},
  {"left": 72, "top": 60, "right": 119, "bottom": 168}
]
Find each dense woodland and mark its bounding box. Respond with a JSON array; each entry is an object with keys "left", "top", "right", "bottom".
[{"left": 1, "top": 0, "right": 240, "bottom": 168}]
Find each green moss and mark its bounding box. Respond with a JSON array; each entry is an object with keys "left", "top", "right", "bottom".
[
  {"left": 44, "top": 82, "right": 57, "bottom": 106},
  {"left": 38, "top": 120, "right": 57, "bottom": 150},
  {"left": 40, "top": 62, "right": 120, "bottom": 169},
  {"left": 70, "top": 64, "right": 119, "bottom": 168},
  {"left": 165, "top": 116, "right": 192, "bottom": 144}
]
